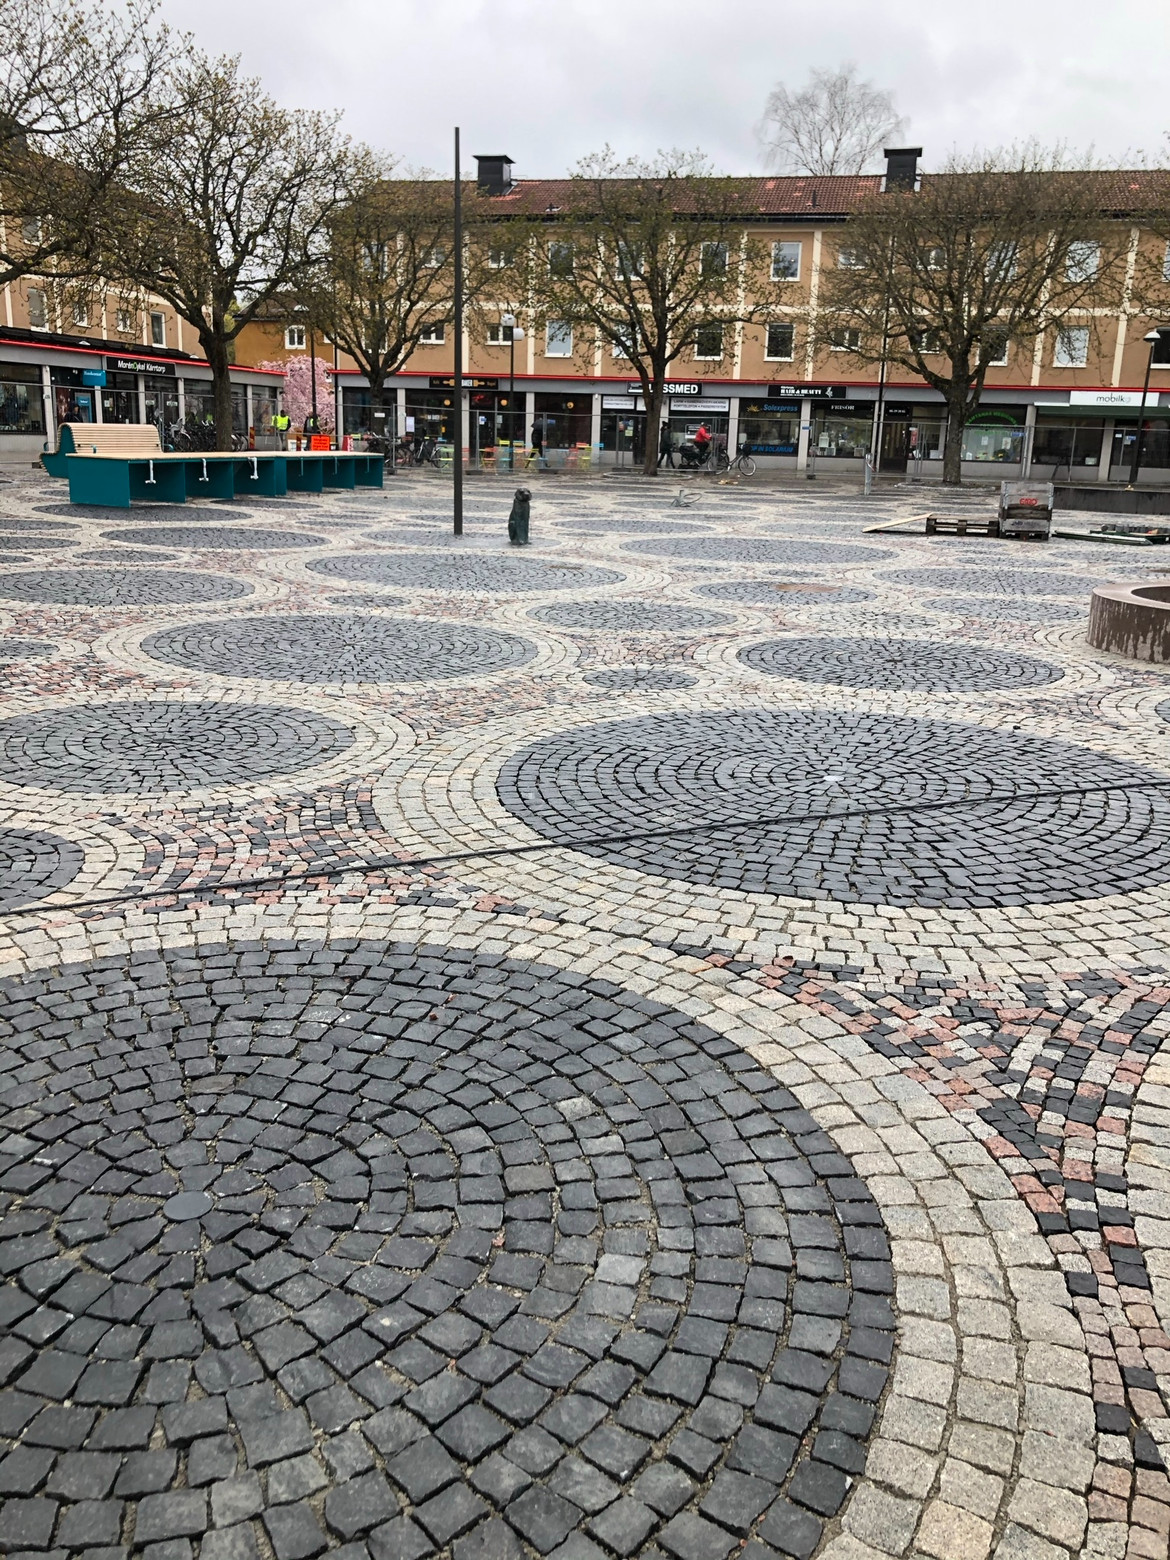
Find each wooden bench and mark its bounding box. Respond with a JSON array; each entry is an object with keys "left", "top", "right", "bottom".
[
  {"left": 43, "top": 422, "right": 162, "bottom": 477},
  {"left": 62, "top": 449, "right": 384, "bottom": 507}
]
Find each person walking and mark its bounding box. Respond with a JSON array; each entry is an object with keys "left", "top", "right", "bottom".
[
  {"left": 273, "top": 410, "right": 290, "bottom": 450},
  {"left": 658, "top": 421, "right": 675, "bottom": 469},
  {"left": 529, "top": 420, "right": 546, "bottom": 470}
]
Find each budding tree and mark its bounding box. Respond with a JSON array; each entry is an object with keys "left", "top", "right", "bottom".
[{"left": 758, "top": 64, "right": 905, "bottom": 177}]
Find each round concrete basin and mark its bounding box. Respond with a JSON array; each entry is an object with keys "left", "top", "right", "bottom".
[{"left": 1088, "top": 579, "right": 1170, "bottom": 660}]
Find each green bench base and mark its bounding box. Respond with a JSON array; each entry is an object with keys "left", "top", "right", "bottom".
[{"left": 62, "top": 452, "right": 383, "bottom": 507}]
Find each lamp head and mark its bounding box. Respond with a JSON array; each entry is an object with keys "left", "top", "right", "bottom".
[{"left": 1145, "top": 329, "right": 1163, "bottom": 343}]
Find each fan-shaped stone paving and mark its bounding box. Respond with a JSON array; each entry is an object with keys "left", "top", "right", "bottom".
[{"left": 1, "top": 472, "right": 1170, "bottom": 1560}]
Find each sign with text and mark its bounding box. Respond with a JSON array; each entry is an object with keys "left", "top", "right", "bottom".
[
  {"left": 1068, "top": 389, "right": 1148, "bottom": 408},
  {"left": 106, "top": 356, "right": 173, "bottom": 376},
  {"left": 675, "top": 397, "right": 730, "bottom": 413},
  {"left": 629, "top": 381, "right": 701, "bottom": 396},
  {"left": 768, "top": 383, "right": 847, "bottom": 400},
  {"left": 429, "top": 375, "right": 499, "bottom": 389}
]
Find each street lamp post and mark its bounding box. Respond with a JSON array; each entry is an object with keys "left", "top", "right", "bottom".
[
  {"left": 308, "top": 325, "right": 318, "bottom": 436},
  {"left": 453, "top": 127, "right": 463, "bottom": 536},
  {"left": 1129, "top": 328, "right": 1164, "bottom": 488},
  {"left": 500, "top": 313, "right": 525, "bottom": 471}
]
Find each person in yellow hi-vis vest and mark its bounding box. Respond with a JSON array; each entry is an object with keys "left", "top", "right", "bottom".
[{"left": 273, "top": 410, "right": 290, "bottom": 450}]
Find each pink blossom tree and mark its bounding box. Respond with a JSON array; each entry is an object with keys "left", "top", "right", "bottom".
[{"left": 259, "top": 355, "right": 335, "bottom": 432}]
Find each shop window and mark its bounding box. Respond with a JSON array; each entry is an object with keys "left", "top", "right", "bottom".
[
  {"left": 150, "top": 311, "right": 166, "bottom": 347},
  {"left": 765, "top": 323, "right": 794, "bottom": 361},
  {"left": 739, "top": 402, "right": 799, "bottom": 455},
  {"left": 0, "top": 364, "right": 45, "bottom": 434},
  {"left": 771, "top": 242, "right": 800, "bottom": 281},
  {"left": 1054, "top": 326, "right": 1089, "bottom": 367},
  {"left": 1066, "top": 240, "right": 1100, "bottom": 282},
  {"left": 116, "top": 307, "right": 134, "bottom": 333},
  {"left": 828, "top": 327, "right": 862, "bottom": 352},
  {"left": 694, "top": 324, "right": 724, "bottom": 359},
  {"left": 837, "top": 248, "right": 865, "bottom": 269},
  {"left": 548, "top": 242, "right": 574, "bottom": 278},
  {"left": 813, "top": 413, "right": 871, "bottom": 458},
  {"left": 1031, "top": 423, "right": 1104, "bottom": 468},
  {"left": 27, "top": 287, "right": 47, "bottom": 329},
  {"left": 961, "top": 421, "right": 1025, "bottom": 461},
  {"left": 545, "top": 321, "right": 573, "bottom": 357},
  {"left": 487, "top": 321, "right": 516, "bottom": 344},
  {"left": 701, "top": 242, "right": 728, "bottom": 277},
  {"left": 488, "top": 246, "right": 515, "bottom": 269},
  {"left": 284, "top": 325, "right": 306, "bottom": 349},
  {"left": 419, "top": 322, "right": 445, "bottom": 344}
]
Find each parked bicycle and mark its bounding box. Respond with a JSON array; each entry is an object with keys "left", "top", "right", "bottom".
[{"left": 677, "top": 436, "right": 756, "bottom": 476}]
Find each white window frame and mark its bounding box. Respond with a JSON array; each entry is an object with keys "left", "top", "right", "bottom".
[
  {"left": 610, "top": 339, "right": 629, "bottom": 360},
  {"left": 27, "top": 286, "right": 46, "bottom": 329},
  {"left": 924, "top": 246, "right": 945, "bottom": 271},
  {"left": 422, "top": 247, "right": 446, "bottom": 269},
  {"left": 1163, "top": 241, "right": 1170, "bottom": 284},
  {"left": 694, "top": 323, "right": 724, "bottom": 360},
  {"left": 913, "top": 326, "right": 943, "bottom": 356},
  {"left": 72, "top": 302, "right": 88, "bottom": 328},
  {"left": 771, "top": 242, "right": 801, "bottom": 281},
  {"left": 837, "top": 248, "right": 865, "bottom": 270},
  {"left": 545, "top": 320, "right": 573, "bottom": 357},
  {"left": 487, "top": 322, "right": 516, "bottom": 345},
  {"left": 1065, "top": 240, "right": 1100, "bottom": 283},
  {"left": 116, "top": 307, "right": 134, "bottom": 333},
  {"left": 764, "top": 322, "right": 795, "bottom": 361},
  {"left": 548, "top": 241, "right": 574, "bottom": 278},
  {"left": 829, "top": 327, "right": 862, "bottom": 353},
  {"left": 418, "top": 322, "right": 446, "bottom": 344},
  {"left": 701, "top": 241, "right": 729, "bottom": 278},
  {"left": 986, "top": 242, "right": 1018, "bottom": 281},
  {"left": 615, "top": 240, "right": 643, "bottom": 280},
  {"left": 488, "top": 246, "right": 515, "bottom": 270},
  {"left": 284, "top": 325, "right": 306, "bottom": 350},
  {"left": 985, "top": 334, "right": 1009, "bottom": 367},
  {"left": 1053, "top": 325, "right": 1089, "bottom": 368},
  {"left": 150, "top": 310, "right": 166, "bottom": 347}
]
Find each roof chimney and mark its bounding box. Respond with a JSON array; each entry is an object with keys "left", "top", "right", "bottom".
[
  {"left": 475, "top": 154, "right": 514, "bottom": 196},
  {"left": 883, "top": 147, "right": 922, "bottom": 192}
]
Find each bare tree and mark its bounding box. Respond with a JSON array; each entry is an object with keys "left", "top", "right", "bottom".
[
  {"left": 516, "top": 150, "right": 775, "bottom": 475},
  {"left": 0, "top": 0, "right": 170, "bottom": 289},
  {"left": 758, "top": 64, "right": 905, "bottom": 176},
  {"left": 821, "top": 148, "right": 1124, "bottom": 483},
  {"left": 107, "top": 51, "right": 357, "bottom": 448},
  {"left": 303, "top": 164, "right": 484, "bottom": 445}
]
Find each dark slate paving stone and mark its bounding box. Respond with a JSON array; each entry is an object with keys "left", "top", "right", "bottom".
[
  {"left": 0, "top": 828, "right": 84, "bottom": 911},
  {"left": 307, "top": 552, "right": 624, "bottom": 593},
  {"left": 738, "top": 635, "right": 1062, "bottom": 692},
  {"left": 0, "top": 942, "right": 886, "bottom": 1559},
  {"left": 0, "top": 569, "right": 252, "bottom": 607}
]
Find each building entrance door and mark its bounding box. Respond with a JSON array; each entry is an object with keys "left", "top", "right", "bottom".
[{"left": 879, "top": 419, "right": 910, "bottom": 472}]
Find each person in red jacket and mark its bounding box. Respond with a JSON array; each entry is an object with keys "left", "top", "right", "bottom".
[{"left": 693, "top": 422, "right": 711, "bottom": 460}]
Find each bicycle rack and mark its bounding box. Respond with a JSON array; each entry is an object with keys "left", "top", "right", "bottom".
[
  {"left": 199, "top": 459, "right": 209, "bottom": 483},
  {"left": 249, "top": 457, "right": 258, "bottom": 481},
  {"left": 145, "top": 461, "right": 156, "bottom": 486}
]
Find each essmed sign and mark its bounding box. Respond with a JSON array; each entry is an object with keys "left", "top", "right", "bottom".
[{"left": 628, "top": 381, "right": 701, "bottom": 396}]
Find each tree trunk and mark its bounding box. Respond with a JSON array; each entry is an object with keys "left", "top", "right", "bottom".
[
  {"left": 367, "top": 371, "right": 391, "bottom": 471},
  {"left": 204, "top": 334, "right": 234, "bottom": 452},
  {"left": 942, "top": 400, "right": 966, "bottom": 486},
  {"left": 643, "top": 374, "right": 664, "bottom": 477}
]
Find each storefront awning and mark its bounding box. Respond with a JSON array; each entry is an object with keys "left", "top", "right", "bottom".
[{"left": 1034, "top": 402, "right": 1170, "bottom": 417}]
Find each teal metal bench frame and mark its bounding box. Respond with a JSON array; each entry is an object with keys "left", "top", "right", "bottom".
[{"left": 62, "top": 451, "right": 383, "bottom": 507}]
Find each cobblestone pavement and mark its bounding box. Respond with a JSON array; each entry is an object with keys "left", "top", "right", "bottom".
[{"left": 4, "top": 473, "right": 1170, "bottom": 1560}]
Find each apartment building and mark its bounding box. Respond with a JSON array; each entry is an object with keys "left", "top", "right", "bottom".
[
  {"left": 0, "top": 271, "right": 284, "bottom": 463},
  {"left": 236, "top": 151, "right": 1170, "bottom": 482}
]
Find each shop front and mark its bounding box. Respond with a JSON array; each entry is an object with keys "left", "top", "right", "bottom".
[
  {"left": 0, "top": 362, "right": 46, "bottom": 437},
  {"left": 960, "top": 406, "right": 1027, "bottom": 465},
  {"left": 532, "top": 392, "right": 591, "bottom": 455},
  {"left": 51, "top": 366, "right": 96, "bottom": 426},
  {"left": 740, "top": 399, "right": 800, "bottom": 458},
  {"left": 810, "top": 400, "right": 873, "bottom": 462}
]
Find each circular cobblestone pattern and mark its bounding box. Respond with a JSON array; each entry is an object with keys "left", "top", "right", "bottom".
[
  {"left": 737, "top": 636, "right": 1063, "bottom": 692},
  {"left": 141, "top": 615, "right": 538, "bottom": 684},
  {"left": 623, "top": 537, "right": 890, "bottom": 566},
  {"left": 104, "top": 528, "right": 326, "bottom": 551},
  {"left": 497, "top": 709, "right": 1170, "bottom": 907},
  {"left": 74, "top": 549, "right": 182, "bottom": 564},
  {"left": 694, "top": 582, "right": 876, "bottom": 606},
  {"left": 35, "top": 505, "right": 256, "bottom": 523},
  {"left": 582, "top": 668, "right": 698, "bottom": 691},
  {"left": 0, "top": 701, "right": 356, "bottom": 793},
  {"left": 0, "top": 570, "right": 253, "bottom": 607},
  {"left": 0, "top": 517, "right": 78, "bottom": 533},
  {"left": 0, "top": 534, "right": 70, "bottom": 552},
  {"left": 561, "top": 520, "right": 712, "bottom": 535},
  {"left": 885, "top": 567, "right": 1096, "bottom": 597},
  {"left": 529, "top": 601, "right": 734, "bottom": 633},
  {"left": 307, "top": 554, "right": 625, "bottom": 593},
  {"left": 0, "top": 639, "right": 57, "bottom": 662},
  {"left": 925, "top": 596, "right": 1086, "bottom": 623},
  {"left": 0, "top": 942, "right": 890, "bottom": 1560},
  {"left": 0, "top": 826, "right": 83, "bottom": 909}
]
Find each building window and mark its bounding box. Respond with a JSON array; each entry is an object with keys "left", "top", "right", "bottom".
[
  {"left": 765, "top": 323, "right": 794, "bottom": 360},
  {"left": 1065, "top": 241, "right": 1100, "bottom": 282},
  {"left": 771, "top": 242, "right": 801, "bottom": 281},
  {"left": 72, "top": 302, "right": 88, "bottom": 327},
  {"left": 615, "top": 240, "right": 643, "bottom": 279},
  {"left": 694, "top": 323, "right": 724, "bottom": 359},
  {"left": 983, "top": 329, "right": 1009, "bottom": 366},
  {"left": 545, "top": 321, "right": 573, "bottom": 357},
  {"left": 986, "top": 242, "right": 1018, "bottom": 280},
  {"left": 1163, "top": 242, "right": 1170, "bottom": 283},
  {"left": 611, "top": 340, "right": 629, "bottom": 359},
  {"left": 548, "top": 242, "right": 574, "bottom": 278},
  {"left": 284, "top": 325, "right": 306, "bottom": 349},
  {"left": 912, "top": 326, "right": 943, "bottom": 355},
  {"left": 150, "top": 311, "right": 165, "bottom": 347},
  {"left": 837, "top": 248, "right": 865, "bottom": 269},
  {"left": 116, "top": 307, "right": 133, "bottom": 333},
  {"left": 1153, "top": 330, "right": 1170, "bottom": 366},
  {"left": 422, "top": 246, "right": 446, "bottom": 269},
  {"left": 487, "top": 321, "right": 516, "bottom": 345},
  {"left": 923, "top": 246, "right": 945, "bottom": 270},
  {"left": 1053, "top": 326, "right": 1089, "bottom": 367},
  {"left": 701, "top": 242, "right": 728, "bottom": 278},
  {"left": 27, "top": 287, "right": 46, "bottom": 329},
  {"left": 488, "top": 246, "right": 515, "bottom": 270},
  {"left": 21, "top": 217, "right": 41, "bottom": 246},
  {"left": 829, "top": 327, "right": 862, "bottom": 352},
  {"left": 419, "top": 322, "right": 445, "bottom": 344}
]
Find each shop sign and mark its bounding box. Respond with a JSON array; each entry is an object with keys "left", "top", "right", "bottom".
[
  {"left": 675, "top": 397, "right": 730, "bottom": 412},
  {"left": 769, "top": 383, "right": 847, "bottom": 400},
  {"left": 1069, "top": 389, "right": 1147, "bottom": 408},
  {"left": 602, "top": 396, "right": 640, "bottom": 410},
  {"left": 883, "top": 403, "right": 912, "bottom": 419},
  {"left": 744, "top": 400, "right": 801, "bottom": 414},
  {"left": 107, "top": 356, "right": 172, "bottom": 375},
  {"left": 429, "top": 375, "right": 499, "bottom": 389},
  {"left": 629, "top": 381, "right": 701, "bottom": 395},
  {"left": 815, "top": 401, "right": 869, "bottom": 416},
  {"left": 81, "top": 369, "right": 106, "bottom": 387}
]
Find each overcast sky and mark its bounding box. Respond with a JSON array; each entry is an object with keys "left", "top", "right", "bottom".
[{"left": 161, "top": 0, "right": 1168, "bottom": 177}]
